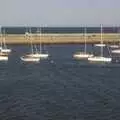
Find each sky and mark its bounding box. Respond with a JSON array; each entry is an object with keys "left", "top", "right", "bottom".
[{"left": 0, "top": 0, "right": 120, "bottom": 26}]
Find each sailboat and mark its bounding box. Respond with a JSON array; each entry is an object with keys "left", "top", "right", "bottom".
[
  {"left": 109, "top": 44, "right": 119, "bottom": 49},
  {"left": 0, "top": 53, "right": 8, "bottom": 61},
  {"left": 111, "top": 29, "right": 120, "bottom": 53},
  {"left": 38, "top": 27, "right": 49, "bottom": 59},
  {"left": 0, "top": 33, "right": 8, "bottom": 61},
  {"left": 111, "top": 44, "right": 120, "bottom": 54},
  {"left": 20, "top": 28, "right": 40, "bottom": 62},
  {"left": 88, "top": 24, "right": 112, "bottom": 63},
  {"left": 25, "top": 27, "right": 49, "bottom": 59},
  {"left": 73, "top": 27, "right": 93, "bottom": 59},
  {"left": 0, "top": 28, "right": 11, "bottom": 54},
  {"left": 109, "top": 26, "right": 119, "bottom": 49},
  {"left": 111, "top": 49, "right": 120, "bottom": 54}
]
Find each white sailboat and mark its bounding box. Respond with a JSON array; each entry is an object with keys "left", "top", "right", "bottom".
[
  {"left": 109, "top": 26, "right": 119, "bottom": 48},
  {"left": 26, "top": 27, "right": 49, "bottom": 59},
  {"left": 94, "top": 29, "right": 106, "bottom": 47},
  {"left": 20, "top": 29, "right": 40, "bottom": 62},
  {"left": 111, "top": 43, "right": 120, "bottom": 54},
  {"left": 111, "top": 38, "right": 120, "bottom": 54},
  {"left": 109, "top": 45, "right": 119, "bottom": 48},
  {"left": 111, "top": 49, "right": 120, "bottom": 54},
  {"left": 73, "top": 27, "right": 93, "bottom": 59},
  {"left": 37, "top": 27, "right": 49, "bottom": 59},
  {"left": 0, "top": 51, "right": 8, "bottom": 61},
  {"left": 0, "top": 28, "right": 11, "bottom": 54},
  {"left": 0, "top": 30, "right": 8, "bottom": 61},
  {"left": 88, "top": 25, "right": 112, "bottom": 63}
]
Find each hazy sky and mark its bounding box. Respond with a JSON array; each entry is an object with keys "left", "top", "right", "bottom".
[{"left": 0, "top": 0, "right": 120, "bottom": 26}]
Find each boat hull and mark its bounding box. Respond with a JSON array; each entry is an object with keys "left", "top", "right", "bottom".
[
  {"left": 0, "top": 56, "right": 8, "bottom": 61},
  {"left": 94, "top": 44, "right": 106, "bottom": 47},
  {"left": 88, "top": 56, "right": 112, "bottom": 63},
  {"left": 1, "top": 49, "right": 11, "bottom": 53},
  {"left": 111, "top": 49, "right": 120, "bottom": 54},
  {"left": 73, "top": 53, "right": 93, "bottom": 59},
  {"left": 26, "top": 53, "right": 49, "bottom": 59},
  {"left": 109, "top": 45, "right": 119, "bottom": 48},
  {"left": 20, "top": 56, "right": 40, "bottom": 62}
]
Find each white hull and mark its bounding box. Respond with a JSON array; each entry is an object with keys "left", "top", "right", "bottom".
[
  {"left": 26, "top": 53, "right": 49, "bottom": 59},
  {"left": 1, "top": 49, "right": 11, "bottom": 53},
  {"left": 88, "top": 56, "right": 112, "bottom": 63},
  {"left": 111, "top": 49, "right": 120, "bottom": 54},
  {"left": 20, "top": 56, "right": 40, "bottom": 62},
  {"left": 109, "top": 45, "right": 119, "bottom": 48},
  {"left": 73, "top": 52, "right": 93, "bottom": 59},
  {"left": 0, "top": 56, "right": 8, "bottom": 61},
  {"left": 94, "top": 44, "right": 106, "bottom": 47},
  {"left": 88, "top": 25, "right": 112, "bottom": 63}
]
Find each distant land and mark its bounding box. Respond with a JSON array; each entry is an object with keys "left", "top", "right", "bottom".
[{"left": 1, "top": 26, "right": 120, "bottom": 34}]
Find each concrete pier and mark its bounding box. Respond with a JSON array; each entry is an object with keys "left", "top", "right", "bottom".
[{"left": 0, "top": 33, "right": 120, "bottom": 45}]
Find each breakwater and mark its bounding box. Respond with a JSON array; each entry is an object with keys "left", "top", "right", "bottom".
[{"left": 1, "top": 33, "right": 120, "bottom": 45}]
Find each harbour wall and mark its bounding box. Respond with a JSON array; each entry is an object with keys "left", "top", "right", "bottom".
[{"left": 0, "top": 33, "right": 120, "bottom": 45}]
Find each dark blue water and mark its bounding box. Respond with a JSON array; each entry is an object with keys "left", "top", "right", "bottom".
[{"left": 0, "top": 44, "right": 120, "bottom": 120}]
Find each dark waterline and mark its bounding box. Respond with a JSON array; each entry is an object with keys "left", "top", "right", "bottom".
[{"left": 0, "top": 44, "right": 120, "bottom": 120}]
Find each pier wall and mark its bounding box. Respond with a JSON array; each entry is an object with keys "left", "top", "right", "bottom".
[{"left": 0, "top": 33, "right": 120, "bottom": 45}]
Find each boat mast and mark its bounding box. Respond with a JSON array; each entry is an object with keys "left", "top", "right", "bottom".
[
  {"left": 29, "top": 28, "right": 33, "bottom": 54},
  {"left": 84, "top": 27, "right": 87, "bottom": 53},
  {"left": 33, "top": 29, "right": 38, "bottom": 54},
  {"left": 118, "top": 26, "right": 120, "bottom": 46},
  {"left": 34, "top": 44, "right": 38, "bottom": 54},
  {"left": 3, "top": 28, "right": 7, "bottom": 49},
  {"left": 25, "top": 27, "right": 29, "bottom": 50},
  {"left": 101, "top": 24, "right": 103, "bottom": 57},
  {"left": 39, "top": 27, "right": 42, "bottom": 54},
  {"left": 0, "top": 27, "right": 2, "bottom": 49}
]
